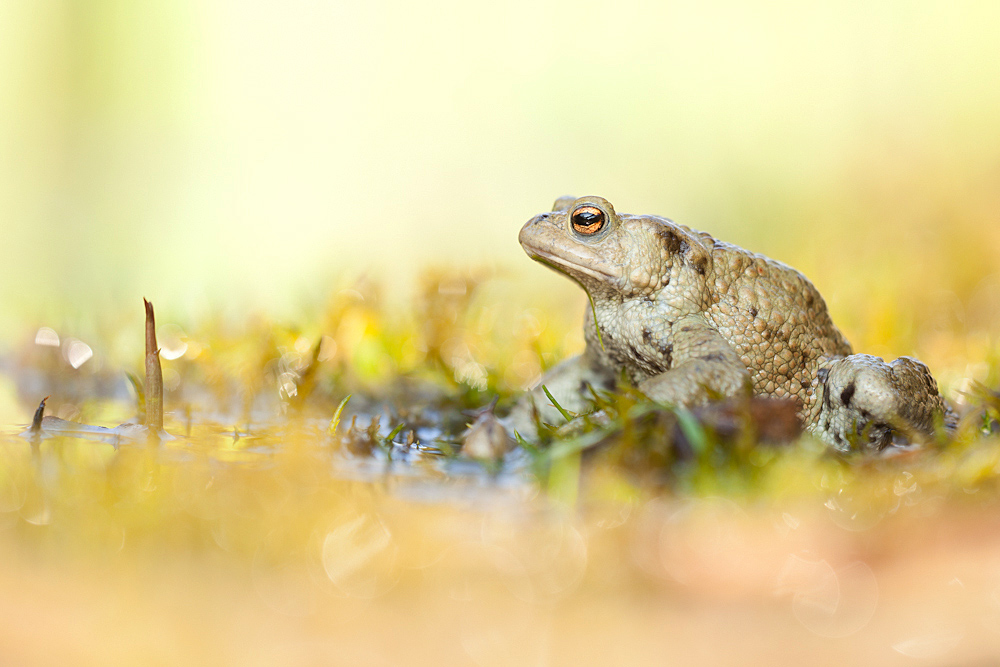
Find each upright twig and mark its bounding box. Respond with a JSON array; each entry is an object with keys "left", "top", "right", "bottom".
[
  {"left": 144, "top": 299, "right": 164, "bottom": 433},
  {"left": 30, "top": 396, "right": 48, "bottom": 434}
]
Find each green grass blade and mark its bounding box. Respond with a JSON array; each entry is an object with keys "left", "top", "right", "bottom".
[
  {"left": 385, "top": 423, "right": 405, "bottom": 443},
  {"left": 328, "top": 394, "right": 352, "bottom": 435},
  {"left": 674, "top": 407, "right": 708, "bottom": 456},
  {"left": 542, "top": 385, "right": 574, "bottom": 422}
]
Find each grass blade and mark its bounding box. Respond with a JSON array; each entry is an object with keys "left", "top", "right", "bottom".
[
  {"left": 328, "top": 394, "right": 352, "bottom": 435},
  {"left": 542, "top": 385, "right": 574, "bottom": 423}
]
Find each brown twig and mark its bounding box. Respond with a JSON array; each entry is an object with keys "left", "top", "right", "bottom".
[
  {"left": 30, "top": 396, "right": 49, "bottom": 433},
  {"left": 144, "top": 299, "right": 163, "bottom": 433}
]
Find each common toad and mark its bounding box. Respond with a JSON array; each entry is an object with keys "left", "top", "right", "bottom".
[{"left": 511, "top": 196, "right": 955, "bottom": 451}]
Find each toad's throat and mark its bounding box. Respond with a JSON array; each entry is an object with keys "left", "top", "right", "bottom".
[{"left": 525, "top": 247, "right": 618, "bottom": 284}]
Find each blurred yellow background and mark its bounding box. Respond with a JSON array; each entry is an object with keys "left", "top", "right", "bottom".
[
  {"left": 2, "top": 0, "right": 999, "bottom": 346},
  {"left": 4, "top": 5, "right": 1000, "bottom": 664}
]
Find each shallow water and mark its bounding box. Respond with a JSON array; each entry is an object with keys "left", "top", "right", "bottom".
[
  {"left": 2, "top": 278, "right": 1000, "bottom": 665},
  {"left": 2, "top": 399, "right": 1000, "bottom": 665}
]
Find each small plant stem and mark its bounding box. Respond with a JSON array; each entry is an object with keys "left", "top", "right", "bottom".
[
  {"left": 144, "top": 299, "right": 164, "bottom": 433},
  {"left": 30, "top": 396, "right": 48, "bottom": 433}
]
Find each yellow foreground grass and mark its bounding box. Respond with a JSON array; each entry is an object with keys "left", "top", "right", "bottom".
[{"left": 2, "top": 422, "right": 1000, "bottom": 665}]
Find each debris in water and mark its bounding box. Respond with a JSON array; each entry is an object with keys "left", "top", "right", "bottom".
[
  {"left": 461, "top": 397, "right": 514, "bottom": 460},
  {"left": 30, "top": 396, "right": 48, "bottom": 433}
]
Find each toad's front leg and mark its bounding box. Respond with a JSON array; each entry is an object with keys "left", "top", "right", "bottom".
[
  {"left": 638, "top": 314, "right": 752, "bottom": 406},
  {"left": 505, "top": 349, "right": 617, "bottom": 439},
  {"left": 812, "top": 354, "right": 957, "bottom": 451}
]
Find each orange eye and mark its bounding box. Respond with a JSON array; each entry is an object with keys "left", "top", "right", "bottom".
[{"left": 571, "top": 206, "right": 606, "bottom": 235}]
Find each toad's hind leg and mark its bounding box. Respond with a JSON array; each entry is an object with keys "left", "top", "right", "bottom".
[{"left": 812, "top": 354, "right": 957, "bottom": 451}]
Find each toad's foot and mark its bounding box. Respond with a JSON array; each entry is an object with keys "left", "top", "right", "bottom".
[{"left": 813, "top": 354, "right": 956, "bottom": 451}]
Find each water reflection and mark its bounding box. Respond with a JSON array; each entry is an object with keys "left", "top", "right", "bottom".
[
  {"left": 157, "top": 324, "right": 189, "bottom": 361},
  {"left": 891, "top": 632, "right": 963, "bottom": 659},
  {"left": 0, "top": 457, "right": 27, "bottom": 514},
  {"left": 34, "top": 327, "right": 60, "bottom": 347},
  {"left": 458, "top": 593, "right": 549, "bottom": 667},
  {"left": 426, "top": 540, "right": 551, "bottom": 666},
  {"left": 889, "top": 576, "right": 971, "bottom": 660},
  {"left": 775, "top": 555, "right": 878, "bottom": 638},
  {"left": 656, "top": 497, "right": 753, "bottom": 587},
  {"left": 62, "top": 338, "right": 93, "bottom": 369},
  {"left": 434, "top": 541, "right": 532, "bottom": 603},
  {"left": 479, "top": 512, "right": 588, "bottom": 603},
  {"left": 321, "top": 513, "right": 400, "bottom": 598},
  {"left": 253, "top": 530, "right": 320, "bottom": 617},
  {"left": 893, "top": 471, "right": 919, "bottom": 497},
  {"left": 823, "top": 485, "right": 896, "bottom": 531}
]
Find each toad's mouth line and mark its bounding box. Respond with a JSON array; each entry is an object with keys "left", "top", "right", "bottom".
[{"left": 524, "top": 247, "right": 618, "bottom": 283}]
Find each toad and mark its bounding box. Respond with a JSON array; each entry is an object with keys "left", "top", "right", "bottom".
[{"left": 511, "top": 195, "right": 956, "bottom": 451}]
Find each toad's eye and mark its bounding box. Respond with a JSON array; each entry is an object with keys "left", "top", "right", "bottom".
[{"left": 571, "top": 206, "right": 606, "bottom": 236}]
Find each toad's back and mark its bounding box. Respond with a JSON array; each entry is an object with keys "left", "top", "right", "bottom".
[{"left": 703, "top": 239, "right": 852, "bottom": 403}]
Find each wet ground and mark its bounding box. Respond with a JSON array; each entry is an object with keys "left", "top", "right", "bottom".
[
  {"left": 2, "top": 399, "right": 1000, "bottom": 665},
  {"left": 1, "top": 281, "right": 1000, "bottom": 665}
]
